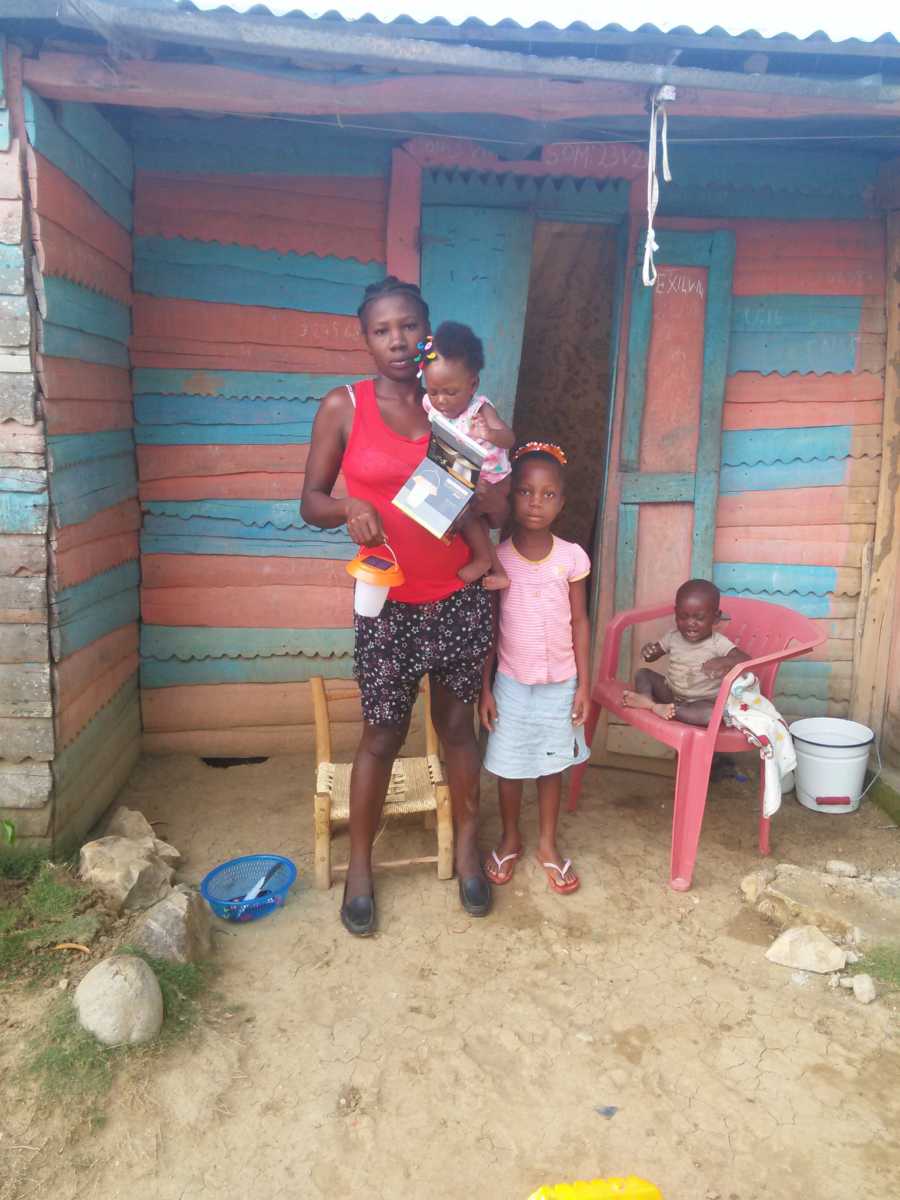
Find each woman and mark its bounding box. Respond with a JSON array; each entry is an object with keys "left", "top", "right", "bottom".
[{"left": 301, "top": 277, "right": 495, "bottom": 936}]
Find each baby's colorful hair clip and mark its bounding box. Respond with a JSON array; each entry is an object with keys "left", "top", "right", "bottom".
[
  {"left": 512, "top": 441, "right": 569, "bottom": 466},
  {"left": 413, "top": 337, "right": 438, "bottom": 377}
]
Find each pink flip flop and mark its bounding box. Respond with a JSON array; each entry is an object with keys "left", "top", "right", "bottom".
[
  {"left": 537, "top": 858, "right": 580, "bottom": 895},
  {"left": 484, "top": 848, "right": 522, "bottom": 885}
]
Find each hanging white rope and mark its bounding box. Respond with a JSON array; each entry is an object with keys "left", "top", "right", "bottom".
[{"left": 642, "top": 84, "right": 677, "bottom": 288}]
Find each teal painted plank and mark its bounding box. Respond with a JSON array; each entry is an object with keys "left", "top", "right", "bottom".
[
  {"left": 23, "top": 89, "right": 132, "bottom": 229},
  {"left": 674, "top": 144, "right": 879, "bottom": 201},
  {"left": 0, "top": 110, "right": 9, "bottom": 154},
  {"left": 58, "top": 102, "right": 133, "bottom": 190},
  {"left": 140, "top": 625, "right": 355, "bottom": 662},
  {"left": 728, "top": 332, "right": 858, "bottom": 375},
  {"left": 53, "top": 591, "right": 139, "bottom": 659},
  {"left": 134, "top": 239, "right": 384, "bottom": 313},
  {"left": 140, "top": 533, "right": 355, "bottom": 560},
  {"left": 51, "top": 454, "right": 136, "bottom": 506},
  {"left": 141, "top": 655, "right": 355, "bottom": 688},
  {"left": 621, "top": 265, "right": 653, "bottom": 471},
  {"left": 48, "top": 430, "right": 135, "bottom": 470},
  {"left": 620, "top": 473, "right": 694, "bottom": 503},
  {"left": 143, "top": 499, "right": 319, "bottom": 529},
  {"left": 422, "top": 170, "right": 628, "bottom": 220},
  {"left": 718, "top": 588, "right": 831, "bottom": 617},
  {"left": 40, "top": 323, "right": 130, "bottom": 369},
  {"left": 0, "top": 491, "right": 49, "bottom": 535},
  {"left": 132, "top": 115, "right": 391, "bottom": 177},
  {"left": 135, "top": 395, "right": 317, "bottom": 427},
  {"left": 135, "top": 424, "right": 312, "bottom": 446},
  {"left": 722, "top": 426, "right": 853, "bottom": 468},
  {"left": 692, "top": 229, "right": 736, "bottom": 579},
  {"left": 653, "top": 230, "right": 717, "bottom": 266},
  {"left": 42, "top": 277, "right": 130, "bottom": 345},
  {"left": 713, "top": 563, "right": 838, "bottom": 597},
  {"left": 0, "top": 469, "right": 46, "bottom": 494},
  {"left": 660, "top": 185, "right": 869, "bottom": 222},
  {"left": 720, "top": 459, "right": 847, "bottom": 494},
  {"left": 54, "top": 478, "right": 139, "bottom": 528},
  {"left": 732, "top": 296, "right": 865, "bottom": 335},
  {"left": 134, "top": 368, "right": 364, "bottom": 400},
  {"left": 614, "top": 503, "right": 639, "bottom": 681},
  {"left": 0, "top": 242, "right": 25, "bottom": 294},
  {"left": 421, "top": 205, "right": 534, "bottom": 423},
  {"left": 53, "top": 562, "right": 140, "bottom": 623}
]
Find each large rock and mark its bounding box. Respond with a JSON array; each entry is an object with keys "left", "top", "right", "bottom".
[
  {"left": 131, "top": 885, "right": 213, "bottom": 963},
  {"left": 747, "top": 863, "right": 900, "bottom": 947},
  {"left": 79, "top": 836, "right": 174, "bottom": 913},
  {"left": 104, "top": 807, "right": 156, "bottom": 841},
  {"left": 765, "top": 925, "right": 847, "bottom": 974},
  {"left": 852, "top": 974, "right": 877, "bottom": 1005},
  {"left": 74, "top": 955, "right": 164, "bottom": 1046}
]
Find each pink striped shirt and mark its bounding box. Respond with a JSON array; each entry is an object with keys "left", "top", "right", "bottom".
[{"left": 495, "top": 536, "right": 591, "bottom": 685}]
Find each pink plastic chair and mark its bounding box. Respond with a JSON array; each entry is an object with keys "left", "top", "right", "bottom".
[{"left": 568, "top": 597, "right": 825, "bottom": 890}]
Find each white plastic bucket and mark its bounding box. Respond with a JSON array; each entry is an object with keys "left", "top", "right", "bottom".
[{"left": 788, "top": 717, "right": 875, "bottom": 814}]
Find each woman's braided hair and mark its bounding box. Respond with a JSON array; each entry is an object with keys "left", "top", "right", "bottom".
[{"left": 357, "top": 276, "right": 430, "bottom": 327}]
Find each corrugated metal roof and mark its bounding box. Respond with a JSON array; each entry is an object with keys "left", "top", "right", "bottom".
[{"left": 182, "top": 2, "right": 899, "bottom": 45}]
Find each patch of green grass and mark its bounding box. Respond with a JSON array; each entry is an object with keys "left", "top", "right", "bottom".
[
  {"left": 0, "top": 863, "right": 98, "bottom": 982},
  {"left": 0, "top": 847, "right": 47, "bottom": 880},
  {"left": 852, "top": 944, "right": 900, "bottom": 991},
  {"left": 124, "top": 949, "right": 214, "bottom": 1041}
]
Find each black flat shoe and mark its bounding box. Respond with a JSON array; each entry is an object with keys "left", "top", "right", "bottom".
[
  {"left": 340, "top": 884, "right": 376, "bottom": 937},
  {"left": 458, "top": 873, "right": 492, "bottom": 917}
]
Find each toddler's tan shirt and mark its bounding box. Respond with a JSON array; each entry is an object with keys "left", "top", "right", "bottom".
[{"left": 659, "top": 629, "right": 736, "bottom": 700}]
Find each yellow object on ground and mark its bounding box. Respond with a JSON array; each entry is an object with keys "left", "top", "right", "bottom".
[{"left": 528, "top": 1179, "right": 662, "bottom": 1200}]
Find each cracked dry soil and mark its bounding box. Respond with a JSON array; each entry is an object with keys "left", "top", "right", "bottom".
[{"left": 3, "top": 752, "right": 899, "bottom": 1199}]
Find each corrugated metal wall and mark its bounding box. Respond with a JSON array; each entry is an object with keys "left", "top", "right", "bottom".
[
  {"left": 129, "top": 116, "right": 391, "bottom": 756},
  {"left": 23, "top": 89, "right": 141, "bottom": 849}
]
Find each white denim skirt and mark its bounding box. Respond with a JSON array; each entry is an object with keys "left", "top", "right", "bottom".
[{"left": 483, "top": 671, "right": 589, "bottom": 780}]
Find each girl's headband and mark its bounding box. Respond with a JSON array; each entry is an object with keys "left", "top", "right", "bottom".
[
  {"left": 512, "top": 441, "right": 568, "bottom": 466},
  {"left": 413, "top": 337, "right": 437, "bottom": 378}
]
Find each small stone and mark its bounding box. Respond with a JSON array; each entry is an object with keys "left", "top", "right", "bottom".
[
  {"left": 825, "top": 860, "right": 859, "bottom": 878},
  {"left": 839, "top": 975, "right": 855, "bottom": 989},
  {"left": 74, "top": 955, "right": 163, "bottom": 1046},
  {"left": 79, "top": 837, "right": 174, "bottom": 913},
  {"left": 58, "top": 978, "right": 69, "bottom": 991},
  {"left": 104, "top": 807, "right": 156, "bottom": 841},
  {"left": 828, "top": 974, "right": 841, "bottom": 990},
  {"left": 790, "top": 970, "right": 811, "bottom": 987},
  {"left": 130, "top": 885, "right": 212, "bottom": 963},
  {"left": 852, "top": 974, "right": 876, "bottom": 1005},
  {"left": 740, "top": 864, "right": 777, "bottom": 904},
  {"left": 844, "top": 949, "right": 861, "bottom": 964},
  {"left": 765, "top": 925, "right": 847, "bottom": 974}
]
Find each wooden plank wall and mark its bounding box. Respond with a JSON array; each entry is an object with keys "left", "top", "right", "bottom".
[
  {"left": 23, "top": 88, "right": 140, "bottom": 851},
  {"left": 0, "top": 44, "right": 55, "bottom": 843},
  {"left": 700, "top": 219, "right": 887, "bottom": 725},
  {"left": 131, "top": 115, "right": 391, "bottom": 756}
]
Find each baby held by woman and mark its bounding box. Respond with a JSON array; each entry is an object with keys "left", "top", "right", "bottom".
[{"left": 624, "top": 578, "right": 748, "bottom": 726}]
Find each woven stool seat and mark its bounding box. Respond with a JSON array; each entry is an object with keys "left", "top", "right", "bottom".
[
  {"left": 317, "top": 754, "right": 445, "bottom": 822},
  {"left": 311, "top": 676, "right": 453, "bottom": 889}
]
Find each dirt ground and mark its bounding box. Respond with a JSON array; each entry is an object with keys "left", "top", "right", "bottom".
[{"left": 3, "top": 751, "right": 900, "bottom": 1200}]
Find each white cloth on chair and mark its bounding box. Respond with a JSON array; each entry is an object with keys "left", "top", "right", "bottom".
[{"left": 724, "top": 672, "right": 796, "bottom": 818}]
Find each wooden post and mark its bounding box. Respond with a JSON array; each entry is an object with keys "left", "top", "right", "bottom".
[
  {"left": 385, "top": 147, "right": 421, "bottom": 286},
  {"left": 310, "top": 675, "right": 331, "bottom": 767},
  {"left": 850, "top": 193, "right": 900, "bottom": 753}
]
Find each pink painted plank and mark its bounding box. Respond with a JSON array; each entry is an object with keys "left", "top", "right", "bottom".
[
  {"left": 134, "top": 206, "right": 383, "bottom": 263},
  {"left": 141, "top": 723, "right": 363, "bottom": 757},
  {"left": 633, "top": 503, "right": 695, "bottom": 677},
  {"left": 137, "top": 443, "right": 309, "bottom": 481},
  {"left": 26, "top": 148, "right": 132, "bottom": 269},
  {"left": 52, "top": 498, "right": 141, "bottom": 553},
  {"left": 0, "top": 421, "right": 45, "bottom": 453},
  {"left": 734, "top": 221, "right": 883, "bottom": 263},
  {"left": 723, "top": 400, "right": 882, "bottom": 431},
  {"left": 53, "top": 625, "right": 138, "bottom": 712},
  {"left": 136, "top": 171, "right": 385, "bottom": 202},
  {"left": 714, "top": 531, "right": 865, "bottom": 568},
  {"left": 132, "top": 296, "right": 366, "bottom": 352},
  {"left": 141, "top": 681, "right": 360, "bottom": 734},
  {"left": 37, "top": 357, "right": 132, "bottom": 403},
  {"left": 42, "top": 398, "right": 134, "bottom": 436},
  {"left": 716, "top": 486, "right": 877, "bottom": 528},
  {"left": 726, "top": 372, "right": 884, "bottom": 406},
  {"left": 131, "top": 345, "right": 373, "bottom": 375},
  {"left": 52, "top": 531, "right": 139, "bottom": 589},
  {"left": 56, "top": 655, "right": 139, "bottom": 748},
  {"left": 733, "top": 259, "right": 884, "bottom": 297},
  {"left": 386, "top": 147, "right": 421, "bottom": 285},
  {"left": 141, "top": 554, "right": 352, "bottom": 590},
  {"left": 140, "top": 585, "right": 354, "bottom": 629},
  {"left": 32, "top": 213, "right": 132, "bottom": 307},
  {"left": 0, "top": 141, "right": 23, "bottom": 201},
  {"left": 139, "top": 472, "right": 306, "bottom": 501}
]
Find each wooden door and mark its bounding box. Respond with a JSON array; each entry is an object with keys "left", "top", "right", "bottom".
[
  {"left": 420, "top": 205, "right": 534, "bottom": 422},
  {"left": 612, "top": 230, "right": 736, "bottom": 680}
]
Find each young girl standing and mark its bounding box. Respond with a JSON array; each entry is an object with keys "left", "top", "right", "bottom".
[{"left": 479, "top": 444, "right": 591, "bottom": 894}]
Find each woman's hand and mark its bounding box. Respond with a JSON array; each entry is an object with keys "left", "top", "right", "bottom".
[
  {"left": 572, "top": 683, "right": 590, "bottom": 727},
  {"left": 479, "top": 687, "right": 498, "bottom": 733},
  {"left": 345, "top": 498, "right": 385, "bottom": 547}
]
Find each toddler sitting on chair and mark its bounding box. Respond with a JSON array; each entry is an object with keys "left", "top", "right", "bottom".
[{"left": 623, "top": 578, "right": 749, "bottom": 726}]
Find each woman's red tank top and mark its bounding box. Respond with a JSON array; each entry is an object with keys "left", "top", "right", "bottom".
[{"left": 341, "top": 379, "right": 470, "bottom": 604}]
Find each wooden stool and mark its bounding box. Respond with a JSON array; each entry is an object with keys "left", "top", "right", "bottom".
[{"left": 311, "top": 675, "right": 453, "bottom": 889}]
